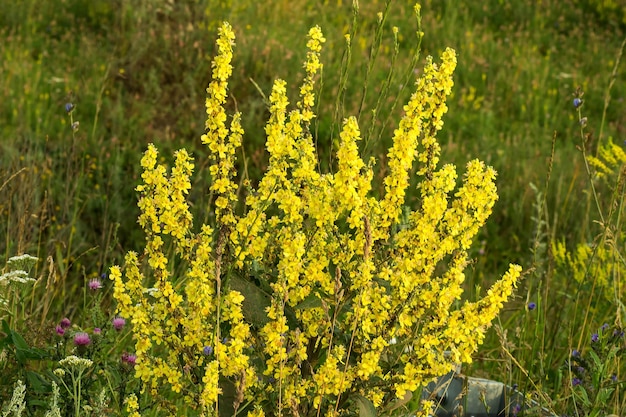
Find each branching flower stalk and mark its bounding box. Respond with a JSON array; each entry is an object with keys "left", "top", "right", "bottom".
[
  {"left": 56, "top": 355, "right": 93, "bottom": 417},
  {"left": 111, "top": 15, "right": 521, "bottom": 417}
]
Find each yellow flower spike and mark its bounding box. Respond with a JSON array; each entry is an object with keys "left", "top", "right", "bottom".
[
  {"left": 377, "top": 48, "right": 456, "bottom": 239},
  {"left": 299, "top": 25, "right": 325, "bottom": 124},
  {"left": 203, "top": 22, "right": 241, "bottom": 227},
  {"left": 334, "top": 117, "right": 371, "bottom": 225}
]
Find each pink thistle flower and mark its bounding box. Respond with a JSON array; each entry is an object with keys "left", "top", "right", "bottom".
[
  {"left": 112, "top": 317, "right": 126, "bottom": 331},
  {"left": 88, "top": 278, "right": 103, "bottom": 291},
  {"left": 73, "top": 332, "right": 91, "bottom": 346},
  {"left": 121, "top": 352, "right": 137, "bottom": 366},
  {"left": 55, "top": 325, "right": 65, "bottom": 336},
  {"left": 60, "top": 318, "right": 71, "bottom": 329}
]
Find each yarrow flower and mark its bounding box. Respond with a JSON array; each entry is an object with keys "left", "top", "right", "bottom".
[
  {"left": 112, "top": 316, "right": 126, "bottom": 331},
  {"left": 73, "top": 332, "right": 91, "bottom": 346}
]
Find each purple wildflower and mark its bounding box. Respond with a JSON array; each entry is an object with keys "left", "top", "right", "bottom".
[
  {"left": 112, "top": 317, "right": 126, "bottom": 331},
  {"left": 93, "top": 328, "right": 102, "bottom": 335},
  {"left": 573, "top": 98, "right": 582, "bottom": 108},
  {"left": 73, "top": 332, "right": 91, "bottom": 346},
  {"left": 55, "top": 325, "right": 65, "bottom": 336},
  {"left": 60, "top": 318, "right": 71, "bottom": 329},
  {"left": 527, "top": 302, "right": 537, "bottom": 311},
  {"left": 121, "top": 352, "right": 137, "bottom": 366},
  {"left": 572, "top": 349, "right": 580, "bottom": 357},
  {"left": 88, "top": 278, "right": 102, "bottom": 291},
  {"left": 572, "top": 377, "right": 582, "bottom": 386},
  {"left": 591, "top": 333, "right": 599, "bottom": 343},
  {"left": 203, "top": 346, "right": 213, "bottom": 356}
]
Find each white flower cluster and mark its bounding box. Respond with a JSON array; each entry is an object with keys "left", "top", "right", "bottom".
[
  {"left": 58, "top": 355, "right": 94, "bottom": 372},
  {"left": 6, "top": 254, "right": 38, "bottom": 271},
  {"left": 0, "top": 270, "right": 36, "bottom": 286},
  {"left": 0, "top": 380, "right": 26, "bottom": 417},
  {"left": 0, "top": 254, "right": 38, "bottom": 287},
  {"left": 0, "top": 254, "right": 39, "bottom": 316}
]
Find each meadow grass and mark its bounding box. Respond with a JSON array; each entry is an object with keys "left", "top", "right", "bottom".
[{"left": 0, "top": 0, "right": 625, "bottom": 415}]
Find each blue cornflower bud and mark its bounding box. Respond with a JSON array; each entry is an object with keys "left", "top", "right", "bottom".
[
  {"left": 573, "top": 98, "right": 582, "bottom": 108},
  {"left": 65, "top": 103, "right": 74, "bottom": 113},
  {"left": 591, "top": 332, "right": 599, "bottom": 343},
  {"left": 203, "top": 346, "right": 213, "bottom": 356},
  {"left": 572, "top": 377, "right": 582, "bottom": 386},
  {"left": 527, "top": 302, "right": 536, "bottom": 311},
  {"left": 572, "top": 349, "right": 580, "bottom": 357}
]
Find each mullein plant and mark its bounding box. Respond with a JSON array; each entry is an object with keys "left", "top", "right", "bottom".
[{"left": 111, "top": 10, "right": 521, "bottom": 417}]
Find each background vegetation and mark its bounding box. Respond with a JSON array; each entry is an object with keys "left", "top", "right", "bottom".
[{"left": 0, "top": 0, "right": 624, "bottom": 415}]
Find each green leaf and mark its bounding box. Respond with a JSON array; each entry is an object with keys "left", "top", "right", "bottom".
[
  {"left": 230, "top": 275, "right": 271, "bottom": 328},
  {"left": 574, "top": 386, "right": 592, "bottom": 408},
  {"left": 2, "top": 319, "right": 10, "bottom": 335},
  {"left": 354, "top": 394, "right": 377, "bottom": 417},
  {"left": 0, "top": 322, "right": 12, "bottom": 350},
  {"left": 383, "top": 390, "right": 412, "bottom": 414},
  {"left": 25, "top": 371, "right": 50, "bottom": 393},
  {"left": 11, "top": 330, "right": 29, "bottom": 351},
  {"left": 588, "top": 350, "right": 602, "bottom": 369},
  {"left": 595, "top": 387, "right": 614, "bottom": 406},
  {"left": 293, "top": 293, "right": 323, "bottom": 310},
  {"left": 8, "top": 329, "right": 47, "bottom": 363}
]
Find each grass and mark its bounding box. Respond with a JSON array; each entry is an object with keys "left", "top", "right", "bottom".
[{"left": 0, "top": 0, "right": 624, "bottom": 415}]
